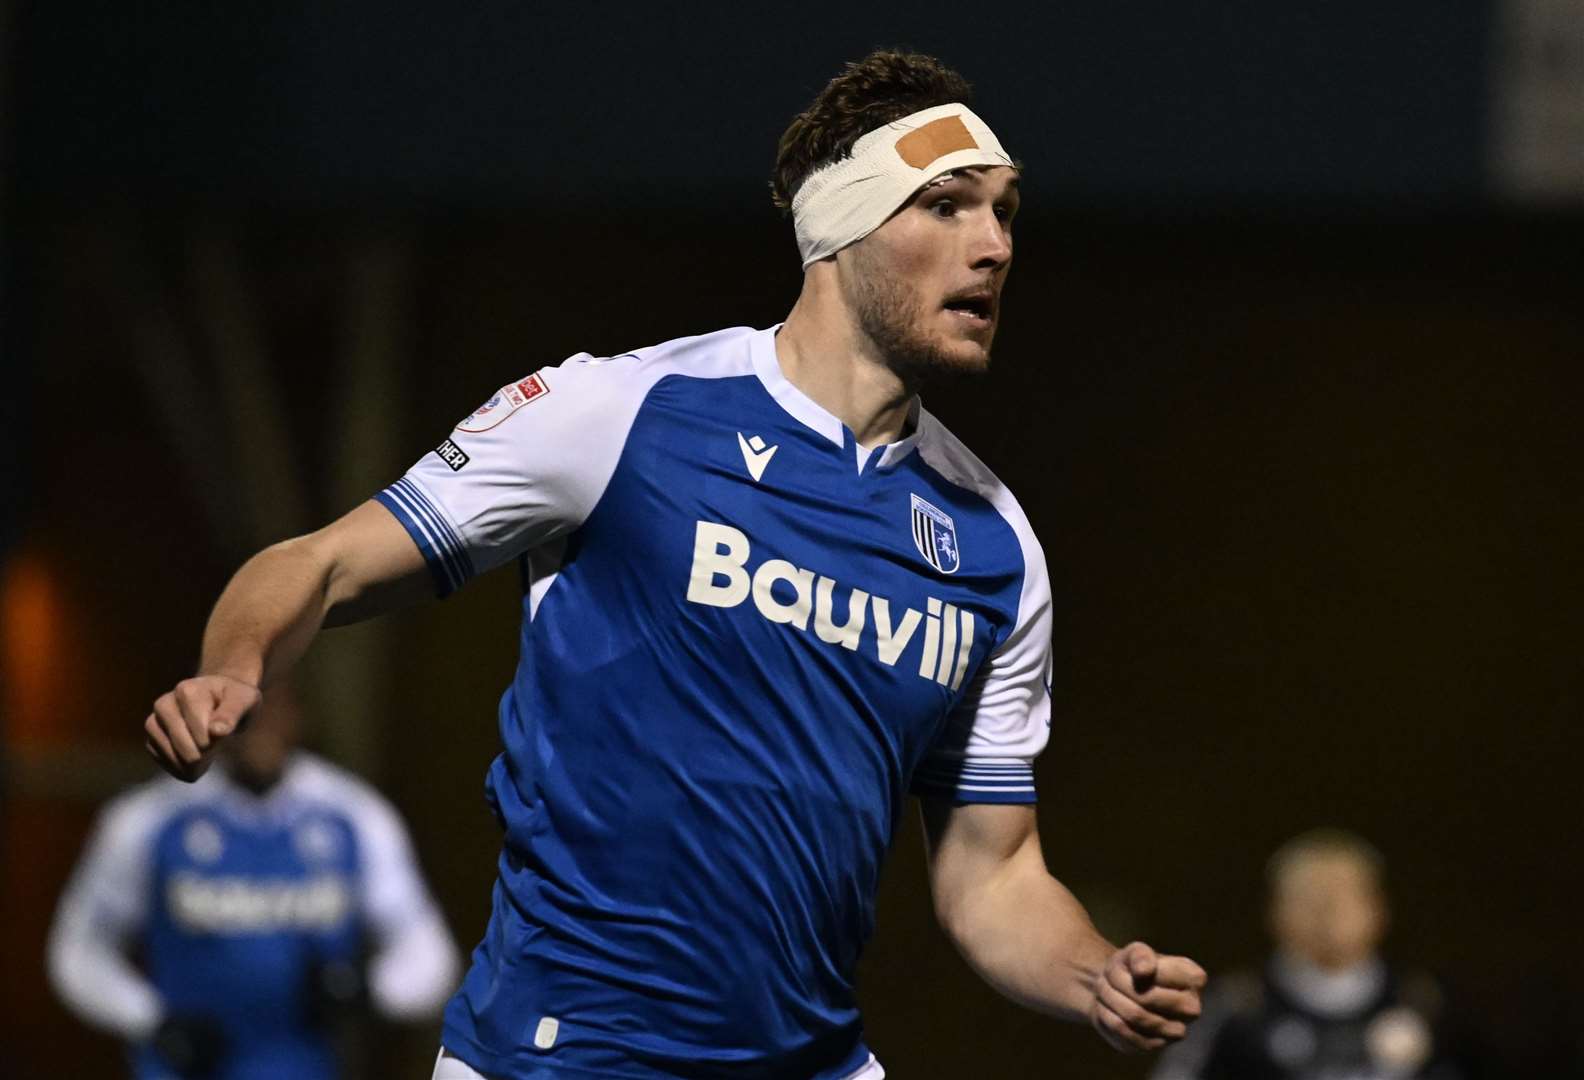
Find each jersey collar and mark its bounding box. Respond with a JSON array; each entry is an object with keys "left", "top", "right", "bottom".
[
  {"left": 751, "top": 325, "right": 923, "bottom": 472},
  {"left": 209, "top": 753, "right": 311, "bottom": 821},
  {"left": 1270, "top": 950, "right": 1388, "bottom": 1017}
]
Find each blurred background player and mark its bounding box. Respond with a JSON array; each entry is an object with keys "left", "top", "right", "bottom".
[
  {"left": 1150, "top": 829, "right": 1473, "bottom": 1080},
  {"left": 48, "top": 684, "right": 460, "bottom": 1080}
]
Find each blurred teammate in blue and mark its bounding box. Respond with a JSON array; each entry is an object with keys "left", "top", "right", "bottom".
[
  {"left": 141, "top": 50, "right": 1206, "bottom": 1078},
  {"left": 1149, "top": 829, "right": 1472, "bottom": 1080},
  {"left": 50, "top": 684, "right": 460, "bottom": 1080}
]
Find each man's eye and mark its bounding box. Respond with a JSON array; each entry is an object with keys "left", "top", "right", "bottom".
[{"left": 930, "top": 199, "right": 957, "bottom": 218}]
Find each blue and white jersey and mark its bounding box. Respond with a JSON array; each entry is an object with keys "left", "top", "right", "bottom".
[
  {"left": 47, "top": 754, "right": 460, "bottom": 1080},
  {"left": 378, "top": 325, "right": 1052, "bottom": 1079}
]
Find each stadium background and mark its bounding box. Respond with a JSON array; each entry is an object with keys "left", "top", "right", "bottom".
[{"left": 2, "top": 2, "right": 1581, "bottom": 1077}]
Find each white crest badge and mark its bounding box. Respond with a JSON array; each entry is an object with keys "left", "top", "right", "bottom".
[
  {"left": 293, "top": 819, "right": 341, "bottom": 865},
  {"left": 182, "top": 818, "right": 225, "bottom": 864},
  {"left": 910, "top": 493, "right": 960, "bottom": 574}
]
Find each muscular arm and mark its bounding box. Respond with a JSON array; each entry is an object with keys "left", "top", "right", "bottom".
[
  {"left": 199, "top": 500, "right": 430, "bottom": 685},
  {"left": 922, "top": 799, "right": 1205, "bottom": 1052},
  {"left": 145, "top": 500, "right": 431, "bottom": 780}
]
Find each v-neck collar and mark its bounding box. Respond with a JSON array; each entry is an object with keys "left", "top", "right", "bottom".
[
  {"left": 205, "top": 754, "right": 310, "bottom": 824},
  {"left": 749, "top": 325, "right": 925, "bottom": 474}
]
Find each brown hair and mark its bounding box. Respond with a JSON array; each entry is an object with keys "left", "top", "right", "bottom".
[
  {"left": 770, "top": 49, "right": 974, "bottom": 212},
  {"left": 1266, "top": 828, "right": 1386, "bottom": 895}
]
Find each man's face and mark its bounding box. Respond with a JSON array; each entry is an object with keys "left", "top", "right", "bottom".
[
  {"left": 1270, "top": 852, "right": 1388, "bottom": 972},
  {"left": 838, "top": 165, "right": 1019, "bottom": 381},
  {"left": 222, "top": 686, "right": 300, "bottom": 794}
]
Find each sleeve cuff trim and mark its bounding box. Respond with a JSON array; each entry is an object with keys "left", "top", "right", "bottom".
[{"left": 375, "top": 480, "right": 475, "bottom": 596}]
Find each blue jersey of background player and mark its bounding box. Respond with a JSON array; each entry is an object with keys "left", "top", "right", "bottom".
[
  {"left": 53, "top": 687, "right": 459, "bottom": 1080},
  {"left": 143, "top": 50, "right": 1208, "bottom": 1079}
]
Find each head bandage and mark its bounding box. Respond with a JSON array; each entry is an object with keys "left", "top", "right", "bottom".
[{"left": 791, "top": 103, "right": 1014, "bottom": 268}]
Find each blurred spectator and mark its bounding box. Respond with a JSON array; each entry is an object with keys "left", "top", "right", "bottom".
[
  {"left": 46, "top": 686, "right": 459, "bottom": 1080},
  {"left": 1151, "top": 829, "right": 1471, "bottom": 1080}
]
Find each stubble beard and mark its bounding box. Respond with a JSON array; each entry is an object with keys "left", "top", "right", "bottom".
[{"left": 846, "top": 256, "right": 994, "bottom": 386}]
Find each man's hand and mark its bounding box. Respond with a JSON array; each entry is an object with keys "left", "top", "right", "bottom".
[
  {"left": 143, "top": 675, "right": 261, "bottom": 782},
  {"left": 1090, "top": 941, "right": 1206, "bottom": 1053},
  {"left": 151, "top": 1011, "right": 228, "bottom": 1077}
]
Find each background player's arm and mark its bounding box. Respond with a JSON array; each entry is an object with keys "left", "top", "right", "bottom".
[
  {"left": 145, "top": 500, "right": 430, "bottom": 781},
  {"left": 351, "top": 788, "right": 462, "bottom": 1019},
  {"left": 921, "top": 799, "right": 1205, "bottom": 1052},
  {"left": 46, "top": 800, "right": 164, "bottom": 1041}
]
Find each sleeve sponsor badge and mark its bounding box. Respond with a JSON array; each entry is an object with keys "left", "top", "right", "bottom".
[
  {"left": 433, "top": 437, "right": 470, "bottom": 471},
  {"left": 457, "top": 372, "right": 550, "bottom": 433}
]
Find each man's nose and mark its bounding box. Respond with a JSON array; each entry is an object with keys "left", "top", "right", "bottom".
[{"left": 969, "top": 210, "right": 1011, "bottom": 270}]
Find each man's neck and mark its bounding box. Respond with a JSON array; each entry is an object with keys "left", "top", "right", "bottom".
[
  {"left": 775, "top": 274, "right": 916, "bottom": 449},
  {"left": 1270, "top": 949, "right": 1386, "bottom": 1017}
]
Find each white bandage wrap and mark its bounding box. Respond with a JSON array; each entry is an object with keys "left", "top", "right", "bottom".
[{"left": 791, "top": 103, "right": 1014, "bottom": 268}]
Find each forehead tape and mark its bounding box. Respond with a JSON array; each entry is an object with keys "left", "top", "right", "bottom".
[{"left": 791, "top": 103, "right": 1014, "bottom": 268}]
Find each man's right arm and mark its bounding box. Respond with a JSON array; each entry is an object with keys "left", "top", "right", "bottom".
[
  {"left": 146, "top": 350, "right": 663, "bottom": 781},
  {"left": 144, "top": 500, "right": 431, "bottom": 782},
  {"left": 46, "top": 795, "right": 164, "bottom": 1041}
]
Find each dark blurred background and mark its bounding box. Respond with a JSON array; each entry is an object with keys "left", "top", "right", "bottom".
[{"left": 4, "top": 2, "right": 1581, "bottom": 1077}]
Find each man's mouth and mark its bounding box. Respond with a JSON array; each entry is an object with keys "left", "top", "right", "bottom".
[{"left": 942, "top": 291, "right": 995, "bottom": 326}]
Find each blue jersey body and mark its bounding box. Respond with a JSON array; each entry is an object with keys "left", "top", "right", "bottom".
[
  {"left": 138, "top": 795, "right": 362, "bottom": 1080},
  {"left": 379, "top": 326, "right": 1053, "bottom": 1079}
]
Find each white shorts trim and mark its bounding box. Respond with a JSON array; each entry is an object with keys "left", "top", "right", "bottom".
[
  {"left": 433, "top": 1047, "right": 492, "bottom": 1080},
  {"left": 841, "top": 1052, "right": 886, "bottom": 1079}
]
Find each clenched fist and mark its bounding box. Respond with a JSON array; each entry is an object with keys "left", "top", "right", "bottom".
[
  {"left": 1090, "top": 941, "right": 1206, "bottom": 1053},
  {"left": 143, "top": 675, "right": 261, "bottom": 781}
]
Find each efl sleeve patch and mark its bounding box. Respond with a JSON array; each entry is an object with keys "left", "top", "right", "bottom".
[
  {"left": 373, "top": 350, "right": 658, "bottom": 586},
  {"left": 457, "top": 372, "right": 550, "bottom": 433}
]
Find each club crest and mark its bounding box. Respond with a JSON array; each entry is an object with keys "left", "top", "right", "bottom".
[
  {"left": 910, "top": 493, "right": 960, "bottom": 574},
  {"left": 182, "top": 818, "right": 224, "bottom": 864}
]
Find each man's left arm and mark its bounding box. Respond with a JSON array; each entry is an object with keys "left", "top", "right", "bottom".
[
  {"left": 348, "top": 787, "right": 461, "bottom": 1020},
  {"left": 921, "top": 798, "right": 1206, "bottom": 1053}
]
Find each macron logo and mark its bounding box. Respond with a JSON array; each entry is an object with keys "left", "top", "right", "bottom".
[{"left": 737, "top": 432, "right": 778, "bottom": 482}]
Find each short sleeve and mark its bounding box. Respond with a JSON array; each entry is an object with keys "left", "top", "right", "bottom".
[
  {"left": 374, "top": 354, "right": 653, "bottom": 596},
  {"left": 911, "top": 520, "right": 1052, "bottom": 804},
  {"left": 61, "top": 787, "right": 165, "bottom": 934}
]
